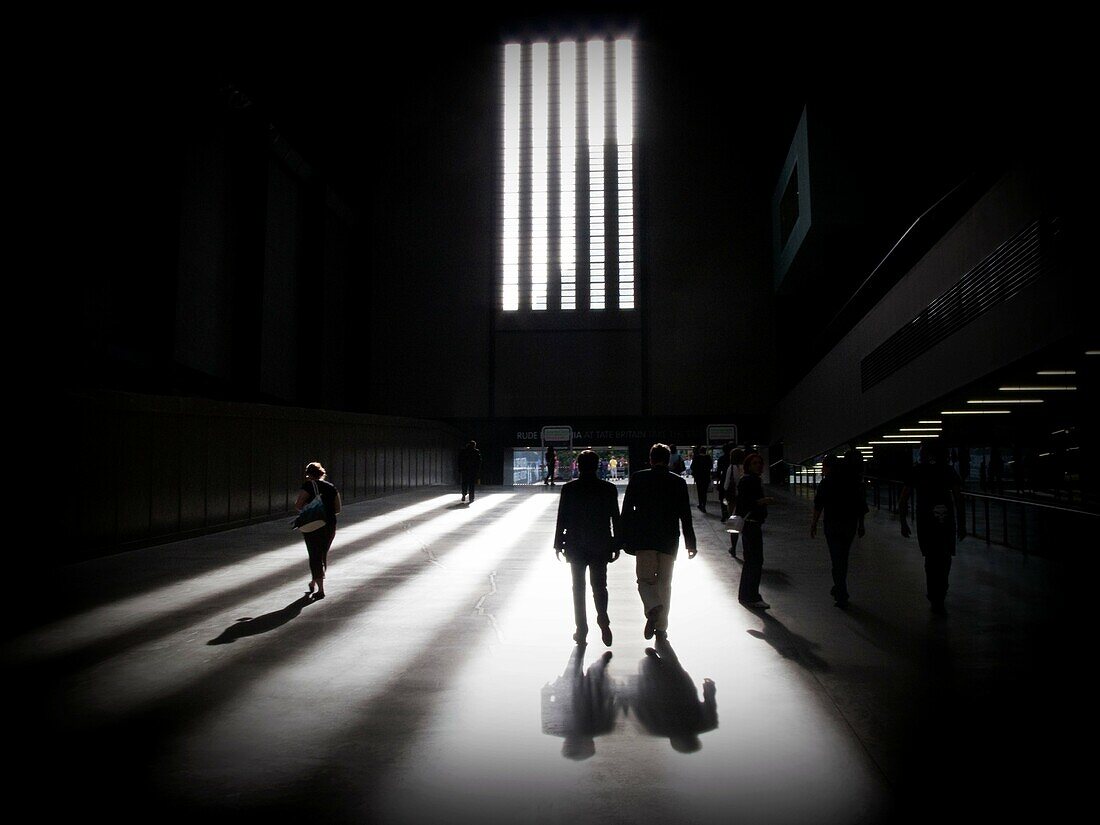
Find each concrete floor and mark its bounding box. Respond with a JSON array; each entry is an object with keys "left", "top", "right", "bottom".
[{"left": 5, "top": 485, "right": 1073, "bottom": 823}]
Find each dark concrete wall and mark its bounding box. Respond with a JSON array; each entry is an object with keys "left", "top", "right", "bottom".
[
  {"left": 770, "top": 165, "right": 1075, "bottom": 463},
  {"left": 66, "top": 391, "right": 462, "bottom": 560}
]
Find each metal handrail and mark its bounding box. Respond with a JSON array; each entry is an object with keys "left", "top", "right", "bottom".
[{"left": 862, "top": 475, "right": 1099, "bottom": 518}]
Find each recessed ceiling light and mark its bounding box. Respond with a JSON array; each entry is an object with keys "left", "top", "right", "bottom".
[{"left": 967, "top": 399, "right": 1043, "bottom": 404}]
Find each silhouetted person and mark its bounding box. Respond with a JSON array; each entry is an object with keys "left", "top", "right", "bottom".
[
  {"left": 809, "top": 453, "right": 867, "bottom": 608},
  {"left": 540, "top": 647, "right": 616, "bottom": 760},
  {"left": 625, "top": 639, "right": 716, "bottom": 752},
  {"left": 735, "top": 452, "right": 775, "bottom": 609},
  {"left": 715, "top": 441, "right": 735, "bottom": 521},
  {"left": 554, "top": 450, "right": 621, "bottom": 646},
  {"left": 293, "top": 462, "right": 341, "bottom": 600},
  {"left": 690, "top": 446, "right": 712, "bottom": 512},
  {"left": 669, "top": 445, "right": 686, "bottom": 476},
  {"left": 458, "top": 440, "right": 481, "bottom": 503},
  {"left": 989, "top": 447, "right": 1004, "bottom": 494},
  {"left": 544, "top": 445, "right": 557, "bottom": 485},
  {"left": 723, "top": 446, "right": 746, "bottom": 557},
  {"left": 898, "top": 444, "right": 965, "bottom": 615},
  {"left": 621, "top": 443, "right": 697, "bottom": 641}
]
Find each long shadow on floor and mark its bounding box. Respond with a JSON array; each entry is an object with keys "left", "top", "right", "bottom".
[
  {"left": 207, "top": 596, "right": 314, "bottom": 645},
  {"left": 746, "top": 610, "right": 830, "bottom": 672}
]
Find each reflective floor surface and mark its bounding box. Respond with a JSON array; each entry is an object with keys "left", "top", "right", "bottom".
[{"left": 4, "top": 484, "right": 1074, "bottom": 823}]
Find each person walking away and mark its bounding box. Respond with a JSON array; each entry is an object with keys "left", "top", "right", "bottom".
[
  {"left": 458, "top": 440, "right": 481, "bottom": 503},
  {"left": 690, "top": 446, "right": 713, "bottom": 512},
  {"left": 553, "top": 450, "right": 621, "bottom": 646},
  {"left": 294, "top": 462, "right": 341, "bottom": 600},
  {"left": 724, "top": 447, "right": 746, "bottom": 557},
  {"left": 545, "top": 446, "right": 558, "bottom": 486},
  {"left": 809, "top": 454, "right": 867, "bottom": 607},
  {"left": 898, "top": 444, "right": 965, "bottom": 615},
  {"left": 715, "top": 442, "right": 734, "bottom": 521},
  {"left": 620, "top": 444, "right": 697, "bottom": 640}
]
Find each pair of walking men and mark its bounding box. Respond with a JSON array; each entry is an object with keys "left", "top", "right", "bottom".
[{"left": 554, "top": 444, "right": 697, "bottom": 646}]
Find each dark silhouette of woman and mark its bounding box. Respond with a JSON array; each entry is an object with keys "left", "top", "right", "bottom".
[{"left": 294, "top": 461, "right": 341, "bottom": 600}]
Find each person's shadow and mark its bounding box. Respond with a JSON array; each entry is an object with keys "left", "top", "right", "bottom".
[
  {"left": 207, "top": 595, "right": 313, "bottom": 645},
  {"left": 746, "top": 611, "right": 830, "bottom": 672},
  {"left": 540, "top": 647, "right": 617, "bottom": 760},
  {"left": 622, "top": 639, "right": 717, "bottom": 753}
]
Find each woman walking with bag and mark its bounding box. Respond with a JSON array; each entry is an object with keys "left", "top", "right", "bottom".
[{"left": 294, "top": 461, "right": 341, "bottom": 600}]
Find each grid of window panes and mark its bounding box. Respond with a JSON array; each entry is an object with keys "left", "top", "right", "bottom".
[{"left": 500, "top": 38, "right": 635, "bottom": 312}]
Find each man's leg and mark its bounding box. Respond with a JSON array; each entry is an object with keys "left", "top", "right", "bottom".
[
  {"left": 635, "top": 550, "right": 662, "bottom": 628},
  {"left": 924, "top": 551, "right": 952, "bottom": 610},
  {"left": 654, "top": 553, "right": 676, "bottom": 632},
  {"left": 570, "top": 561, "right": 589, "bottom": 640},
  {"left": 825, "top": 526, "right": 854, "bottom": 603},
  {"left": 589, "top": 562, "right": 612, "bottom": 645},
  {"left": 589, "top": 562, "right": 609, "bottom": 626}
]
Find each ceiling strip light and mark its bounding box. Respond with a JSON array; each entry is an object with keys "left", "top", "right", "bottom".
[
  {"left": 998, "top": 386, "right": 1076, "bottom": 391},
  {"left": 967, "top": 399, "right": 1043, "bottom": 404},
  {"left": 941, "top": 410, "right": 1011, "bottom": 415},
  {"left": 1037, "top": 370, "right": 1076, "bottom": 375}
]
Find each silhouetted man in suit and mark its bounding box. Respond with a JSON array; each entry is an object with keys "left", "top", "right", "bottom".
[
  {"left": 554, "top": 450, "right": 621, "bottom": 646},
  {"left": 620, "top": 443, "right": 697, "bottom": 640},
  {"left": 898, "top": 443, "right": 965, "bottom": 615},
  {"left": 458, "top": 440, "right": 481, "bottom": 503}
]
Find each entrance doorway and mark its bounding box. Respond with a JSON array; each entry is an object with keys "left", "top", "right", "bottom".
[{"left": 511, "top": 447, "right": 632, "bottom": 486}]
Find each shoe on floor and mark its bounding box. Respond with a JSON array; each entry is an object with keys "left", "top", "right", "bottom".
[
  {"left": 599, "top": 623, "right": 613, "bottom": 647},
  {"left": 644, "top": 605, "right": 662, "bottom": 640},
  {"left": 313, "top": 592, "right": 326, "bottom": 601}
]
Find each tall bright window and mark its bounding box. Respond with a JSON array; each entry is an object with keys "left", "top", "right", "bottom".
[{"left": 500, "top": 38, "right": 636, "bottom": 312}]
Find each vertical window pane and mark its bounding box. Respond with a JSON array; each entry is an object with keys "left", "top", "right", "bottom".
[
  {"left": 501, "top": 44, "right": 521, "bottom": 311},
  {"left": 531, "top": 43, "right": 549, "bottom": 310},
  {"left": 616, "top": 40, "right": 634, "bottom": 309},
  {"left": 559, "top": 41, "right": 576, "bottom": 310},
  {"left": 587, "top": 40, "right": 605, "bottom": 310}
]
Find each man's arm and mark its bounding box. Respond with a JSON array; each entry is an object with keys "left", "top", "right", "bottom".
[
  {"left": 553, "top": 487, "right": 569, "bottom": 559},
  {"left": 679, "top": 480, "right": 698, "bottom": 558}
]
